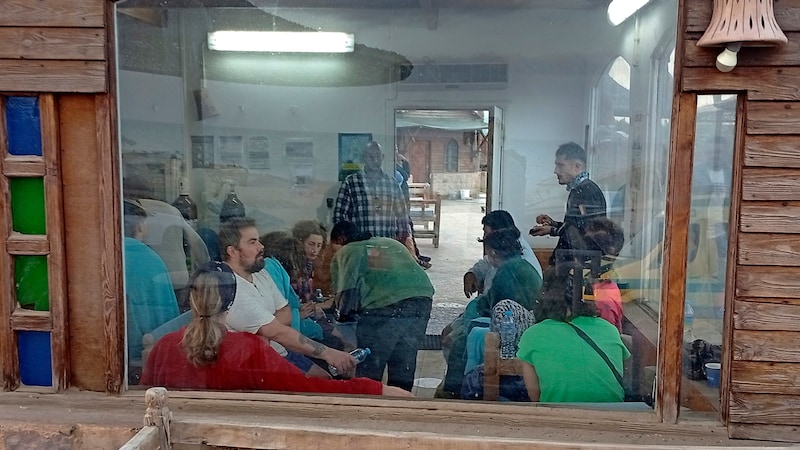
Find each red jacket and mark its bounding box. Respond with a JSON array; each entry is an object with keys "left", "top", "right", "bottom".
[{"left": 142, "top": 329, "right": 382, "bottom": 396}]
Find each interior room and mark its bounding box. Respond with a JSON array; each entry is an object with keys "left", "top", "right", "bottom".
[{"left": 115, "top": 0, "right": 728, "bottom": 416}]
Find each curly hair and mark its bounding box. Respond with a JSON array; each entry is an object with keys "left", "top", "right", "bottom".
[
  {"left": 261, "top": 231, "right": 304, "bottom": 281},
  {"left": 291, "top": 219, "right": 328, "bottom": 247}
]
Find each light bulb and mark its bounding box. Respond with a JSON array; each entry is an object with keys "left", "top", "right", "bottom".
[{"left": 715, "top": 42, "right": 742, "bottom": 73}]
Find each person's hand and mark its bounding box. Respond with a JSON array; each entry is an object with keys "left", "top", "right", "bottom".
[
  {"left": 463, "top": 271, "right": 479, "bottom": 298},
  {"left": 324, "top": 348, "right": 356, "bottom": 374},
  {"left": 536, "top": 214, "right": 555, "bottom": 226},
  {"left": 381, "top": 385, "right": 414, "bottom": 397},
  {"left": 299, "top": 302, "right": 316, "bottom": 319},
  {"left": 529, "top": 225, "right": 552, "bottom": 237}
]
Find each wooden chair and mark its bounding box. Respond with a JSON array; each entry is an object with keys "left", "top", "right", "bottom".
[
  {"left": 482, "top": 331, "right": 525, "bottom": 401},
  {"left": 407, "top": 183, "right": 442, "bottom": 248}
]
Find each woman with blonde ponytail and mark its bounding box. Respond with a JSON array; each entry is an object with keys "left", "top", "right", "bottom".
[{"left": 143, "top": 262, "right": 412, "bottom": 397}]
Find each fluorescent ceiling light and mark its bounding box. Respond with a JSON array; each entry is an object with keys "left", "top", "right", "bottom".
[
  {"left": 208, "top": 31, "right": 355, "bottom": 53},
  {"left": 607, "top": 0, "right": 652, "bottom": 26}
]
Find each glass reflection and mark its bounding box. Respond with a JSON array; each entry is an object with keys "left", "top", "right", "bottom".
[
  {"left": 116, "top": 0, "right": 681, "bottom": 410},
  {"left": 680, "top": 95, "right": 735, "bottom": 416}
]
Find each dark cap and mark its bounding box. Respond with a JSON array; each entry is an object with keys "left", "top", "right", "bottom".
[
  {"left": 192, "top": 261, "right": 237, "bottom": 311},
  {"left": 123, "top": 200, "right": 147, "bottom": 217}
]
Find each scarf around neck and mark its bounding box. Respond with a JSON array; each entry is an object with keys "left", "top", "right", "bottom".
[{"left": 566, "top": 171, "right": 590, "bottom": 191}]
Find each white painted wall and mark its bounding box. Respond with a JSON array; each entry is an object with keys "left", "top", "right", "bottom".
[{"left": 117, "top": 1, "right": 678, "bottom": 242}]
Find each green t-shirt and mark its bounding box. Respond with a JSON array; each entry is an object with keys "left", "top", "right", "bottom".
[
  {"left": 331, "top": 237, "right": 434, "bottom": 309},
  {"left": 516, "top": 315, "right": 630, "bottom": 403}
]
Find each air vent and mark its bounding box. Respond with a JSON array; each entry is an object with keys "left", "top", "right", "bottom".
[{"left": 398, "top": 62, "right": 508, "bottom": 90}]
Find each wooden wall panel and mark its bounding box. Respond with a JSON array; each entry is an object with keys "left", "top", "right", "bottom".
[
  {"left": 732, "top": 330, "right": 800, "bottom": 362},
  {"left": 741, "top": 168, "right": 800, "bottom": 201},
  {"left": 0, "top": 61, "right": 106, "bottom": 93},
  {"left": 0, "top": 28, "right": 105, "bottom": 60},
  {"left": 729, "top": 423, "right": 800, "bottom": 444},
  {"left": 729, "top": 392, "right": 800, "bottom": 425},
  {"left": 682, "top": 66, "right": 800, "bottom": 100},
  {"left": 740, "top": 202, "right": 800, "bottom": 233},
  {"left": 59, "top": 94, "right": 108, "bottom": 392},
  {"left": 747, "top": 102, "right": 800, "bottom": 135},
  {"left": 736, "top": 267, "right": 800, "bottom": 298},
  {"left": 0, "top": 0, "right": 105, "bottom": 28},
  {"left": 745, "top": 135, "right": 800, "bottom": 168},
  {"left": 734, "top": 300, "right": 800, "bottom": 331},
  {"left": 684, "top": 35, "right": 800, "bottom": 68},
  {"left": 738, "top": 233, "right": 800, "bottom": 266},
  {"left": 731, "top": 361, "right": 800, "bottom": 395}
]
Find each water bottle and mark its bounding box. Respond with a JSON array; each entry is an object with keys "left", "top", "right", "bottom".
[
  {"left": 219, "top": 187, "right": 246, "bottom": 224},
  {"left": 499, "top": 310, "right": 517, "bottom": 359},
  {"left": 172, "top": 177, "right": 198, "bottom": 229},
  {"left": 329, "top": 348, "right": 371, "bottom": 377},
  {"left": 684, "top": 300, "right": 695, "bottom": 341},
  {"left": 314, "top": 288, "right": 325, "bottom": 303}
]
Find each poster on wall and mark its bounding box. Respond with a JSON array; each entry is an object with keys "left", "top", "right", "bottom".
[
  {"left": 286, "top": 140, "right": 314, "bottom": 188},
  {"left": 338, "top": 132, "right": 372, "bottom": 181},
  {"left": 218, "top": 136, "right": 244, "bottom": 167},
  {"left": 190, "top": 135, "right": 214, "bottom": 168},
  {"left": 247, "top": 136, "right": 270, "bottom": 169}
]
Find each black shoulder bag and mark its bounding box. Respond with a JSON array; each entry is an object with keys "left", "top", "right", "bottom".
[{"left": 566, "top": 321, "right": 639, "bottom": 402}]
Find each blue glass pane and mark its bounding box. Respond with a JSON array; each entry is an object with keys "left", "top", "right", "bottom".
[
  {"left": 18, "top": 331, "right": 52, "bottom": 387},
  {"left": 6, "top": 96, "right": 42, "bottom": 156}
]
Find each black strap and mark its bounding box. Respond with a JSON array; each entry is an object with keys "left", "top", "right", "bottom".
[{"left": 566, "top": 322, "right": 624, "bottom": 389}]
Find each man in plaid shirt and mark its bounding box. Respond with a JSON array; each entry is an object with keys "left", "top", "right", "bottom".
[{"left": 334, "top": 141, "right": 412, "bottom": 245}]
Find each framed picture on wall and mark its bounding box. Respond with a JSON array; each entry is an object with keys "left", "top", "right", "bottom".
[{"left": 338, "top": 132, "right": 372, "bottom": 181}]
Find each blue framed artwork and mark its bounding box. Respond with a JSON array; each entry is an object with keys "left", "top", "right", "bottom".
[{"left": 338, "top": 133, "right": 372, "bottom": 181}]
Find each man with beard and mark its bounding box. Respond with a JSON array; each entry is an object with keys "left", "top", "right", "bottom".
[
  {"left": 529, "top": 142, "right": 607, "bottom": 273},
  {"left": 219, "top": 217, "right": 355, "bottom": 378}
]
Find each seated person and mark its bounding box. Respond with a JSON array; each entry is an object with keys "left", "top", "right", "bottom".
[
  {"left": 219, "top": 217, "right": 355, "bottom": 379},
  {"left": 123, "top": 176, "right": 210, "bottom": 309},
  {"left": 519, "top": 275, "right": 630, "bottom": 402},
  {"left": 440, "top": 228, "right": 542, "bottom": 398},
  {"left": 123, "top": 200, "right": 180, "bottom": 383},
  {"left": 290, "top": 219, "right": 327, "bottom": 303},
  {"left": 142, "top": 261, "right": 412, "bottom": 398},
  {"left": 560, "top": 217, "right": 626, "bottom": 332},
  {"left": 463, "top": 210, "right": 543, "bottom": 298},
  {"left": 260, "top": 231, "right": 324, "bottom": 342}
]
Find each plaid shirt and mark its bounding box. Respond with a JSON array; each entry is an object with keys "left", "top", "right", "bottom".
[{"left": 333, "top": 170, "right": 411, "bottom": 241}]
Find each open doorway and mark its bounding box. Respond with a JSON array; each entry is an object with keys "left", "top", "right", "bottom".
[{"left": 393, "top": 108, "right": 501, "bottom": 327}]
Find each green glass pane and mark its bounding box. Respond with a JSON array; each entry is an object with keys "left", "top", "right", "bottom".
[
  {"left": 15, "top": 255, "right": 49, "bottom": 311},
  {"left": 10, "top": 177, "right": 46, "bottom": 235}
]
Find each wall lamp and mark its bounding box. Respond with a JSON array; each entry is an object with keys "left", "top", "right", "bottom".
[
  {"left": 208, "top": 31, "right": 355, "bottom": 53},
  {"left": 607, "top": 0, "right": 652, "bottom": 26},
  {"left": 697, "top": 0, "right": 787, "bottom": 72}
]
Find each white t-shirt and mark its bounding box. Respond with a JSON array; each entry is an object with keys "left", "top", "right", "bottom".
[{"left": 226, "top": 270, "right": 289, "bottom": 355}]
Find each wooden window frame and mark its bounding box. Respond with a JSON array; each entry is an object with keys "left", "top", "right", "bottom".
[{"left": 0, "top": 94, "right": 69, "bottom": 392}]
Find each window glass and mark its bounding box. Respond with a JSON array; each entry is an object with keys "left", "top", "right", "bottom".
[
  {"left": 15, "top": 255, "right": 49, "bottom": 311},
  {"left": 5, "top": 96, "right": 42, "bottom": 157},
  {"left": 18, "top": 331, "right": 53, "bottom": 387},
  {"left": 445, "top": 139, "right": 459, "bottom": 173},
  {"left": 116, "top": 0, "right": 682, "bottom": 411},
  {"left": 10, "top": 177, "right": 46, "bottom": 235},
  {"left": 680, "top": 94, "right": 735, "bottom": 417}
]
